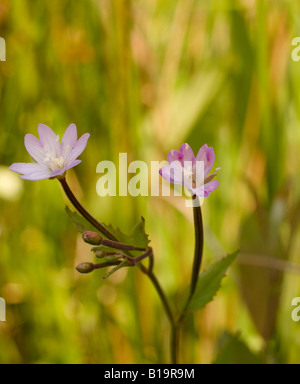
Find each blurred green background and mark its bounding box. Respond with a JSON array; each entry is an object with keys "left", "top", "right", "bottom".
[{"left": 1, "top": 0, "right": 300, "bottom": 364}]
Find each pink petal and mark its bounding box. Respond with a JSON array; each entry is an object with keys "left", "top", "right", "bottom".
[
  {"left": 24, "top": 134, "right": 45, "bottom": 163},
  {"left": 64, "top": 159, "right": 81, "bottom": 171},
  {"left": 66, "top": 133, "right": 90, "bottom": 164},
  {"left": 49, "top": 169, "right": 66, "bottom": 178},
  {"left": 180, "top": 143, "right": 196, "bottom": 164},
  {"left": 61, "top": 124, "right": 78, "bottom": 148},
  {"left": 49, "top": 160, "right": 82, "bottom": 179},
  {"left": 193, "top": 179, "right": 219, "bottom": 197},
  {"left": 167, "top": 150, "right": 182, "bottom": 165},
  {"left": 19, "top": 168, "right": 53, "bottom": 181},
  {"left": 196, "top": 144, "right": 215, "bottom": 177},
  {"left": 159, "top": 163, "right": 185, "bottom": 186},
  {"left": 38, "top": 124, "right": 60, "bottom": 155},
  {"left": 10, "top": 162, "right": 48, "bottom": 175}
]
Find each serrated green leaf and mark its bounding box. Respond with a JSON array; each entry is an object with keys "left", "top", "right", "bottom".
[
  {"left": 66, "top": 208, "right": 150, "bottom": 251},
  {"left": 102, "top": 217, "right": 150, "bottom": 248},
  {"left": 188, "top": 251, "right": 238, "bottom": 311},
  {"left": 65, "top": 206, "right": 97, "bottom": 234},
  {"left": 132, "top": 217, "right": 150, "bottom": 248}
]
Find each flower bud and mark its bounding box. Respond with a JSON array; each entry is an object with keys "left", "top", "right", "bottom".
[
  {"left": 95, "top": 250, "right": 106, "bottom": 259},
  {"left": 76, "top": 262, "right": 95, "bottom": 274},
  {"left": 82, "top": 231, "right": 103, "bottom": 245},
  {"left": 94, "top": 250, "right": 120, "bottom": 259}
]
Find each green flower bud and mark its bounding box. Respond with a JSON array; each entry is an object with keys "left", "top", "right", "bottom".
[
  {"left": 76, "top": 262, "right": 95, "bottom": 274},
  {"left": 82, "top": 231, "right": 103, "bottom": 245}
]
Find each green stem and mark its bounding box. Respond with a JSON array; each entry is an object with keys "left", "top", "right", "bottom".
[{"left": 59, "top": 177, "right": 117, "bottom": 241}]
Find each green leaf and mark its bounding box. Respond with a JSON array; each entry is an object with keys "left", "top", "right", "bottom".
[
  {"left": 103, "top": 261, "right": 130, "bottom": 280},
  {"left": 188, "top": 251, "right": 238, "bottom": 311},
  {"left": 66, "top": 208, "right": 150, "bottom": 250},
  {"left": 213, "top": 332, "right": 264, "bottom": 365},
  {"left": 65, "top": 206, "right": 97, "bottom": 234},
  {"left": 102, "top": 217, "right": 150, "bottom": 248},
  {"left": 132, "top": 217, "right": 150, "bottom": 248}
]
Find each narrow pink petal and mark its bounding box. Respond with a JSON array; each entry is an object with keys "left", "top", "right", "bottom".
[
  {"left": 195, "top": 144, "right": 209, "bottom": 162},
  {"left": 10, "top": 162, "right": 47, "bottom": 174},
  {"left": 19, "top": 168, "right": 53, "bottom": 181},
  {"left": 66, "top": 133, "right": 90, "bottom": 164},
  {"left": 192, "top": 179, "right": 219, "bottom": 197},
  {"left": 180, "top": 143, "right": 196, "bottom": 164},
  {"left": 61, "top": 124, "right": 78, "bottom": 148},
  {"left": 24, "top": 134, "right": 45, "bottom": 163},
  {"left": 191, "top": 187, "right": 206, "bottom": 197},
  {"left": 64, "top": 159, "right": 81, "bottom": 171},
  {"left": 159, "top": 163, "right": 185, "bottom": 185},
  {"left": 167, "top": 150, "right": 183, "bottom": 165},
  {"left": 49, "top": 169, "right": 66, "bottom": 178},
  {"left": 48, "top": 160, "right": 82, "bottom": 179},
  {"left": 204, "top": 179, "right": 219, "bottom": 194},
  {"left": 196, "top": 144, "right": 215, "bottom": 177},
  {"left": 38, "top": 124, "right": 60, "bottom": 155}
]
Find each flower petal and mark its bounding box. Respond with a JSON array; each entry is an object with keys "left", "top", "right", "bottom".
[
  {"left": 64, "top": 159, "right": 81, "bottom": 171},
  {"left": 48, "top": 160, "right": 82, "bottom": 179},
  {"left": 10, "top": 162, "right": 47, "bottom": 175},
  {"left": 38, "top": 124, "right": 60, "bottom": 155},
  {"left": 159, "top": 163, "right": 185, "bottom": 186},
  {"left": 10, "top": 162, "right": 52, "bottom": 181},
  {"left": 61, "top": 124, "right": 78, "bottom": 148},
  {"left": 19, "top": 167, "right": 53, "bottom": 181},
  {"left": 180, "top": 143, "right": 196, "bottom": 164},
  {"left": 24, "top": 134, "right": 45, "bottom": 163},
  {"left": 167, "top": 150, "right": 183, "bottom": 165},
  {"left": 66, "top": 133, "right": 90, "bottom": 164},
  {"left": 193, "top": 179, "right": 219, "bottom": 197},
  {"left": 196, "top": 144, "right": 215, "bottom": 177}
]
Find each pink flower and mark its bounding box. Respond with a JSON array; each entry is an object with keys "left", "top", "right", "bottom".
[
  {"left": 10, "top": 124, "right": 90, "bottom": 181},
  {"left": 159, "top": 143, "right": 220, "bottom": 197}
]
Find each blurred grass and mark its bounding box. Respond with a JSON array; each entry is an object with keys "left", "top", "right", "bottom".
[{"left": 0, "top": 0, "right": 300, "bottom": 364}]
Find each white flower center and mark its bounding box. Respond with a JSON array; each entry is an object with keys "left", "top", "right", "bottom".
[
  {"left": 43, "top": 145, "right": 66, "bottom": 171},
  {"left": 51, "top": 156, "right": 65, "bottom": 170}
]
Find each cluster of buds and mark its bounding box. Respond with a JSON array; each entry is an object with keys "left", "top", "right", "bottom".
[{"left": 76, "top": 231, "right": 152, "bottom": 279}]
